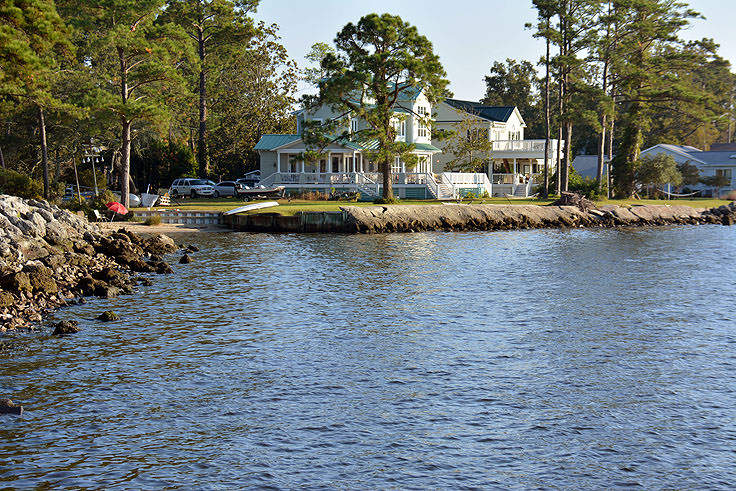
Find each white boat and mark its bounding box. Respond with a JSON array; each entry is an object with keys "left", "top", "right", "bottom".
[{"left": 223, "top": 201, "right": 279, "bottom": 216}]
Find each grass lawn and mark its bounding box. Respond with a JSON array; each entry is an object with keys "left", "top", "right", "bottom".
[{"left": 148, "top": 195, "right": 732, "bottom": 216}]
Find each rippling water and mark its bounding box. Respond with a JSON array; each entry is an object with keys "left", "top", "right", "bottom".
[{"left": 2, "top": 225, "right": 736, "bottom": 489}]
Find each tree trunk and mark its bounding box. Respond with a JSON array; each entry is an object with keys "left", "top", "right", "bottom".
[
  {"left": 381, "top": 160, "right": 393, "bottom": 200},
  {"left": 563, "top": 121, "right": 572, "bottom": 192},
  {"left": 607, "top": 100, "right": 615, "bottom": 198},
  {"left": 0, "top": 143, "right": 5, "bottom": 169},
  {"left": 38, "top": 106, "right": 49, "bottom": 199},
  {"left": 198, "top": 29, "right": 208, "bottom": 177},
  {"left": 543, "top": 22, "right": 551, "bottom": 199},
  {"left": 119, "top": 47, "right": 131, "bottom": 208},
  {"left": 596, "top": 114, "right": 607, "bottom": 191},
  {"left": 121, "top": 118, "right": 131, "bottom": 208}
]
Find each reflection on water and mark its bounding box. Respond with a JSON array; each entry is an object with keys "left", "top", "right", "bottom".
[{"left": 2, "top": 226, "right": 736, "bottom": 489}]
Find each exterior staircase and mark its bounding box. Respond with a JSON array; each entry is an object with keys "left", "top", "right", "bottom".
[
  {"left": 513, "top": 182, "right": 530, "bottom": 197},
  {"left": 356, "top": 184, "right": 380, "bottom": 201},
  {"left": 436, "top": 182, "right": 455, "bottom": 200}
]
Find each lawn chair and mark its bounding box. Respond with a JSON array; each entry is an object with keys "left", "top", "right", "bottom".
[{"left": 93, "top": 209, "right": 104, "bottom": 222}]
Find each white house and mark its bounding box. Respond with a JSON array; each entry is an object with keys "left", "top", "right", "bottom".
[
  {"left": 254, "top": 86, "right": 454, "bottom": 200},
  {"left": 432, "top": 99, "right": 562, "bottom": 197}
]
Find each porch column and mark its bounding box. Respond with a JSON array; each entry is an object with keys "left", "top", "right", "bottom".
[
  {"left": 301, "top": 158, "right": 305, "bottom": 173},
  {"left": 327, "top": 151, "right": 332, "bottom": 185},
  {"left": 513, "top": 158, "right": 517, "bottom": 182},
  {"left": 277, "top": 152, "right": 282, "bottom": 173}
]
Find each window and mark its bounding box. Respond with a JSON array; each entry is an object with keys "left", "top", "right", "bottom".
[
  {"left": 417, "top": 106, "right": 428, "bottom": 115},
  {"left": 716, "top": 169, "right": 733, "bottom": 182},
  {"left": 418, "top": 121, "right": 428, "bottom": 138},
  {"left": 351, "top": 118, "right": 358, "bottom": 134},
  {"left": 393, "top": 119, "right": 406, "bottom": 138}
]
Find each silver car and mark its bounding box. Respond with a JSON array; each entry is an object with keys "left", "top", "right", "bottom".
[
  {"left": 169, "top": 178, "right": 215, "bottom": 198},
  {"left": 213, "top": 181, "right": 246, "bottom": 198}
]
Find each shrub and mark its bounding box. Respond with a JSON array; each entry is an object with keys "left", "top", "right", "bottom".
[
  {"left": 373, "top": 196, "right": 400, "bottom": 204},
  {"left": 0, "top": 168, "right": 43, "bottom": 199},
  {"left": 144, "top": 215, "right": 162, "bottom": 226}
]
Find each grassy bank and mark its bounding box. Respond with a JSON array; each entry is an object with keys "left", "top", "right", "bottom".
[{"left": 142, "top": 196, "right": 732, "bottom": 216}]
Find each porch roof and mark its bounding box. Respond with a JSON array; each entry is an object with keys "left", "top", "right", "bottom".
[
  {"left": 414, "top": 143, "right": 441, "bottom": 152},
  {"left": 254, "top": 134, "right": 300, "bottom": 150}
]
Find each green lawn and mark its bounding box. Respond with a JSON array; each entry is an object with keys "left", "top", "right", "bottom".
[{"left": 149, "top": 196, "right": 732, "bottom": 216}]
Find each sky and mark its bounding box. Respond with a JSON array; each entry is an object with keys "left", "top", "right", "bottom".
[{"left": 253, "top": 0, "right": 736, "bottom": 102}]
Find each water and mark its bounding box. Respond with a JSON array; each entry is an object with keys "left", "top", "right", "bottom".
[{"left": 2, "top": 225, "right": 736, "bottom": 489}]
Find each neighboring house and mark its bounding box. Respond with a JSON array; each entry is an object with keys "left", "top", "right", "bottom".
[
  {"left": 432, "top": 99, "right": 562, "bottom": 197},
  {"left": 254, "top": 86, "right": 450, "bottom": 200},
  {"left": 640, "top": 144, "right": 736, "bottom": 195},
  {"left": 571, "top": 155, "right": 607, "bottom": 180}
]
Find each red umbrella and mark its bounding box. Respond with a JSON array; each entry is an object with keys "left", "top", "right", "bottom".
[{"left": 106, "top": 201, "right": 128, "bottom": 221}]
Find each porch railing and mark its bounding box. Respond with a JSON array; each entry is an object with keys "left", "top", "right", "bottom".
[
  {"left": 492, "top": 139, "right": 563, "bottom": 153},
  {"left": 443, "top": 172, "right": 492, "bottom": 196}
]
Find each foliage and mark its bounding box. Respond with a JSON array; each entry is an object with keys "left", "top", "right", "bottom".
[
  {"left": 303, "top": 42, "right": 336, "bottom": 85},
  {"left": 310, "top": 13, "right": 449, "bottom": 200},
  {"left": 144, "top": 214, "right": 162, "bottom": 225},
  {"left": 131, "top": 139, "right": 197, "bottom": 190},
  {"left": 63, "top": 0, "right": 195, "bottom": 208},
  {"left": 160, "top": 0, "right": 259, "bottom": 177},
  {"left": 544, "top": 166, "right": 607, "bottom": 200},
  {"left": 0, "top": 167, "right": 43, "bottom": 198},
  {"left": 373, "top": 196, "right": 400, "bottom": 205},
  {"left": 207, "top": 23, "right": 297, "bottom": 177},
  {"left": 635, "top": 154, "right": 682, "bottom": 187},
  {"left": 443, "top": 118, "right": 492, "bottom": 172},
  {"left": 481, "top": 59, "right": 542, "bottom": 138},
  {"left": 676, "top": 161, "right": 700, "bottom": 186},
  {"left": 610, "top": 0, "right": 703, "bottom": 197}
]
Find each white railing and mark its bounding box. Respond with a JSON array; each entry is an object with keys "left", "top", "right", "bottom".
[
  {"left": 426, "top": 173, "right": 442, "bottom": 198},
  {"left": 492, "top": 139, "right": 564, "bottom": 153},
  {"left": 443, "top": 172, "right": 492, "bottom": 196},
  {"left": 356, "top": 172, "right": 379, "bottom": 197},
  {"left": 490, "top": 173, "right": 519, "bottom": 185},
  {"left": 257, "top": 173, "right": 276, "bottom": 187}
]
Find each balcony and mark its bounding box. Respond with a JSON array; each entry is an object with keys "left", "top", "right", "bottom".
[{"left": 491, "top": 139, "right": 563, "bottom": 158}]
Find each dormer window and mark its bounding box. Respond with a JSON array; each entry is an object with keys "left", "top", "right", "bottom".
[
  {"left": 417, "top": 106, "right": 428, "bottom": 116},
  {"left": 350, "top": 118, "right": 358, "bottom": 134}
]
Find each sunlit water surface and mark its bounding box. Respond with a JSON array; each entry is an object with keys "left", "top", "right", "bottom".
[{"left": 2, "top": 225, "right": 736, "bottom": 489}]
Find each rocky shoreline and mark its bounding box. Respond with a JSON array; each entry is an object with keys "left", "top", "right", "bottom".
[
  {"left": 341, "top": 202, "right": 736, "bottom": 233},
  {"left": 0, "top": 195, "right": 181, "bottom": 334}
]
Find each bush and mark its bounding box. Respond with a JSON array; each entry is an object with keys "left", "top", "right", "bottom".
[
  {"left": 373, "top": 196, "right": 400, "bottom": 204},
  {"left": 144, "top": 215, "right": 162, "bottom": 226},
  {"left": 290, "top": 190, "right": 328, "bottom": 200},
  {"left": 0, "top": 168, "right": 44, "bottom": 199}
]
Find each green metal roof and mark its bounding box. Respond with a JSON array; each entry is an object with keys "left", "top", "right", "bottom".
[
  {"left": 414, "top": 143, "right": 441, "bottom": 152},
  {"left": 254, "top": 134, "right": 300, "bottom": 150}
]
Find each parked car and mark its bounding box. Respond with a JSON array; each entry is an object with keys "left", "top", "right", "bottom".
[
  {"left": 169, "top": 178, "right": 215, "bottom": 198},
  {"left": 213, "top": 181, "right": 246, "bottom": 198}
]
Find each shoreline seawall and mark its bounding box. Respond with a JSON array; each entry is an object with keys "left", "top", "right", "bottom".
[{"left": 223, "top": 203, "right": 736, "bottom": 233}]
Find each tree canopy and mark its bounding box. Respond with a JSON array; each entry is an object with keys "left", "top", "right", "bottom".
[{"left": 311, "top": 13, "right": 449, "bottom": 200}]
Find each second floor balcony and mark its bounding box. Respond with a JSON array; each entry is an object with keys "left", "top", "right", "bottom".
[{"left": 491, "top": 139, "right": 563, "bottom": 157}]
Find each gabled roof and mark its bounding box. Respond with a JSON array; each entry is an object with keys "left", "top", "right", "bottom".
[
  {"left": 254, "top": 134, "right": 301, "bottom": 150},
  {"left": 443, "top": 99, "right": 518, "bottom": 123},
  {"left": 690, "top": 151, "right": 736, "bottom": 166},
  {"left": 641, "top": 144, "right": 707, "bottom": 165}
]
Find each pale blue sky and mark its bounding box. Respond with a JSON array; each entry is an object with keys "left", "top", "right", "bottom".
[{"left": 254, "top": 0, "right": 736, "bottom": 101}]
